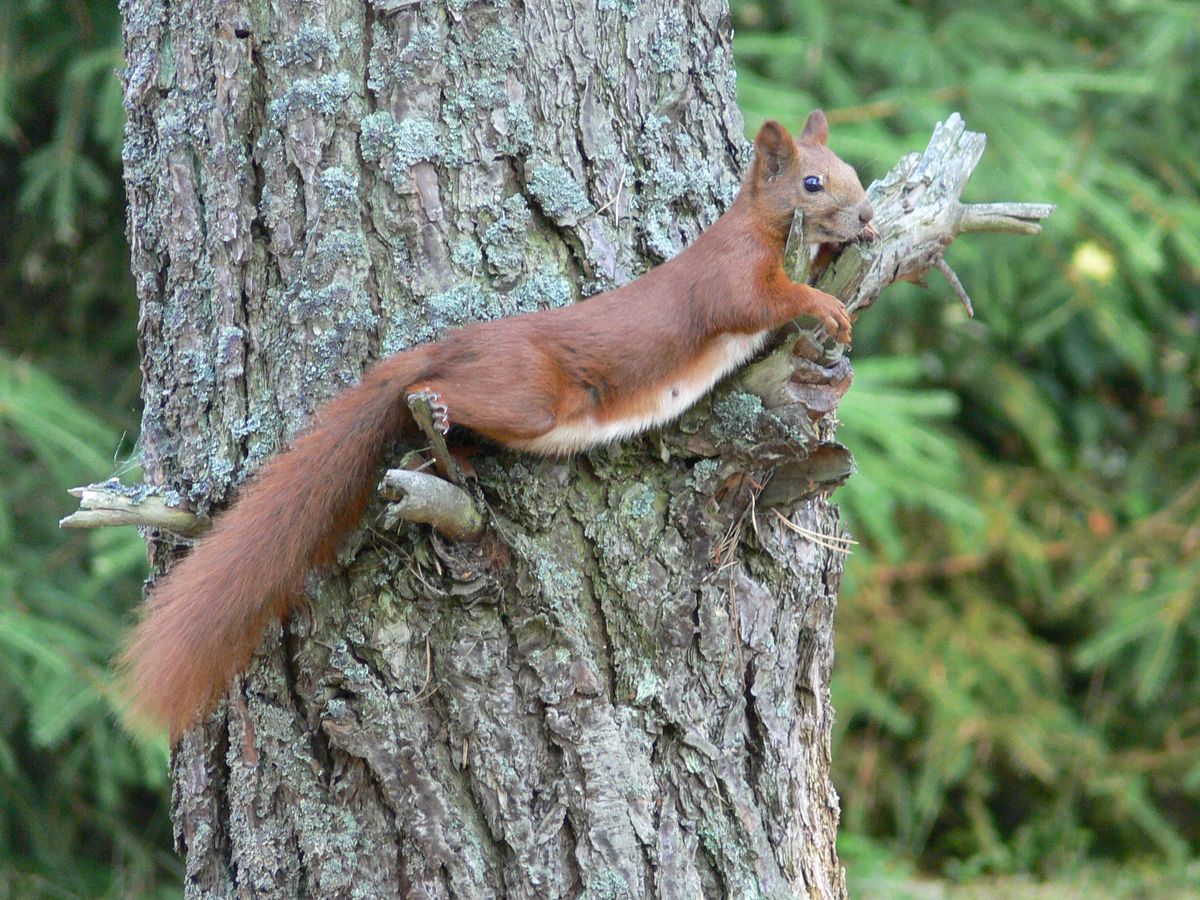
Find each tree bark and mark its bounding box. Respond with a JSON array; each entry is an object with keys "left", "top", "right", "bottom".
[{"left": 121, "top": 0, "right": 1048, "bottom": 896}]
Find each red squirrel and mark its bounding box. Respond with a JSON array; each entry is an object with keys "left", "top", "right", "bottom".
[{"left": 123, "top": 110, "right": 875, "bottom": 739}]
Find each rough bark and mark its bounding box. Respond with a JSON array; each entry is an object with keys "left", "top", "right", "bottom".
[{"left": 120, "top": 0, "right": 1048, "bottom": 896}]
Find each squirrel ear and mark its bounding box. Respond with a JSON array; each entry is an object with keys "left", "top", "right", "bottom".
[
  {"left": 753, "top": 120, "right": 798, "bottom": 181},
  {"left": 800, "top": 109, "right": 829, "bottom": 146}
]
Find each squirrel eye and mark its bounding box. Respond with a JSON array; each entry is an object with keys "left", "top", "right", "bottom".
[{"left": 803, "top": 176, "right": 823, "bottom": 193}]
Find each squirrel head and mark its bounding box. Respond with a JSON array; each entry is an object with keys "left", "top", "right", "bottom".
[{"left": 749, "top": 111, "right": 875, "bottom": 244}]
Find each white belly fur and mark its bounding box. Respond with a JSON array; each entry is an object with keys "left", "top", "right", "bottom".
[{"left": 519, "top": 330, "right": 771, "bottom": 455}]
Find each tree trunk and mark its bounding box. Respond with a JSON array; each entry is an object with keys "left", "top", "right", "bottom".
[{"left": 121, "top": 0, "right": 1048, "bottom": 895}]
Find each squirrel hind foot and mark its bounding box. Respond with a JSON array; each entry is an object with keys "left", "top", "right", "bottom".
[{"left": 408, "top": 388, "right": 451, "bottom": 434}]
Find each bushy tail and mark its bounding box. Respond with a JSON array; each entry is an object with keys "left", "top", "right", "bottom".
[{"left": 120, "top": 348, "right": 436, "bottom": 739}]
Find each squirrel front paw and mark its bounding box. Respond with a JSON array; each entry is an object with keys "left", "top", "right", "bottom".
[{"left": 804, "top": 289, "right": 853, "bottom": 344}]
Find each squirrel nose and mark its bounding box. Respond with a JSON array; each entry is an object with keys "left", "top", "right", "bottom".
[{"left": 859, "top": 203, "right": 874, "bottom": 224}]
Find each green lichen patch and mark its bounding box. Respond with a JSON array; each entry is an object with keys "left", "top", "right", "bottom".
[
  {"left": 618, "top": 482, "right": 662, "bottom": 529},
  {"left": 271, "top": 26, "right": 339, "bottom": 69},
  {"left": 648, "top": 9, "right": 687, "bottom": 74},
  {"left": 422, "top": 282, "right": 497, "bottom": 339},
  {"left": 497, "top": 101, "right": 535, "bottom": 155},
  {"left": 476, "top": 457, "right": 571, "bottom": 531},
  {"left": 687, "top": 457, "right": 722, "bottom": 492},
  {"left": 316, "top": 229, "right": 369, "bottom": 267},
  {"left": 511, "top": 533, "right": 583, "bottom": 609},
  {"left": 267, "top": 73, "right": 354, "bottom": 123},
  {"left": 597, "top": 0, "right": 639, "bottom": 18},
  {"left": 627, "top": 118, "right": 726, "bottom": 259},
  {"left": 482, "top": 194, "right": 532, "bottom": 276},
  {"left": 319, "top": 167, "right": 359, "bottom": 211},
  {"left": 470, "top": 24, "right": 520, "bottom": 68},
  {"left": 449, "top": 237, "right": 483, "bottom": 272},
  {"left": 711, "top": 391, "right": 765, "bottom": 443},
  {"left": 527, "top": 162, "right": 592, "bottom": 225},
  {"left": 507, "top": 267, "right": 575, "bottom": 313},
  {"left": 359, "top": 112, "right": 442, "bottom": 188}
]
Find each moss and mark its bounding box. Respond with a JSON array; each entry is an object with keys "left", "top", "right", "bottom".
[{"left": 528, "top": 163, "right": 592, "bottom": 224}]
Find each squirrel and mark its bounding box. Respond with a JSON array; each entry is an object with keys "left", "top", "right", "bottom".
[{"left": 122, "top": 110, "right": 875, "bottom": 740}]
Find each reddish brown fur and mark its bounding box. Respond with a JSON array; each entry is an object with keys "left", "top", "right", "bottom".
[{"left": 124, "top": 112, "right": 874, "bottom": 739}]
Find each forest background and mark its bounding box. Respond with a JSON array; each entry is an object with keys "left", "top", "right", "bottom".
[{"left": 0, "top": 0, "right": 1196, "bottom": 895}]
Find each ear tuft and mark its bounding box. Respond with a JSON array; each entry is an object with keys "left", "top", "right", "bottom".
[
  {"left": 800, "top": 109, "right": 829, "bottom": 146},
  {"left": 753, "top": 120, "right": 797, "bottom": 182}
]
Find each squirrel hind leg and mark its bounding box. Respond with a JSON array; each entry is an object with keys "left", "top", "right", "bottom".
[{"left": 406, "top": 378, "right": 557, "bottom": 447}]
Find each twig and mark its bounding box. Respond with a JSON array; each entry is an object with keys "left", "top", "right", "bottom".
[
  {"left": 932, "top": 254, "right": 974, "bottom": 317},
  {"left": 772, "top": 510, "right": 856, "bottom": 555},
  {"left": 958, "top": 202, "right": 1055, "bottom": 236},
  {"left": 780, "top": 113, "right": 1054, "bottom": 321},
  {"left": 407, "top": 393, "right": 464, "bottom": 484},
  {"left": 408, "top": 637, "right": 436, "bottom": 704}
]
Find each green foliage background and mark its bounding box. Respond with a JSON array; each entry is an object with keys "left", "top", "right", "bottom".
[
  {"left": 1, "top": 0, "right": 1196, "bottom": 894},
  {"left": 734, "top": 0, "right": 1200, "bottom": 888},
  {"left": 0, "top": 1, "right": 174, "bottom": 896}
]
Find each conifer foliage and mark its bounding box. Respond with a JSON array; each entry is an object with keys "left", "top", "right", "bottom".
[{"left": 735, "top": 0, "right": 1200, "bottom": 879}]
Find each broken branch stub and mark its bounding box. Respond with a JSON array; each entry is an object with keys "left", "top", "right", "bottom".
[
  {"left": 798, "top": 112, "right": 1054, "bottom": 316},
  {"left": 380, "top": 468, "right": 484, "bottom": 542}
]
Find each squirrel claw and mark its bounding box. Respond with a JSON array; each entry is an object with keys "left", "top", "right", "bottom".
[{"left": 410, "top": 389, "right": 451, "bottom": 434}]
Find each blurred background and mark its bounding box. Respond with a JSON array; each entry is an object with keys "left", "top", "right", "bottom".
[{"left": 1, "top": 0, "right": 1196, "bottom": 895}]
